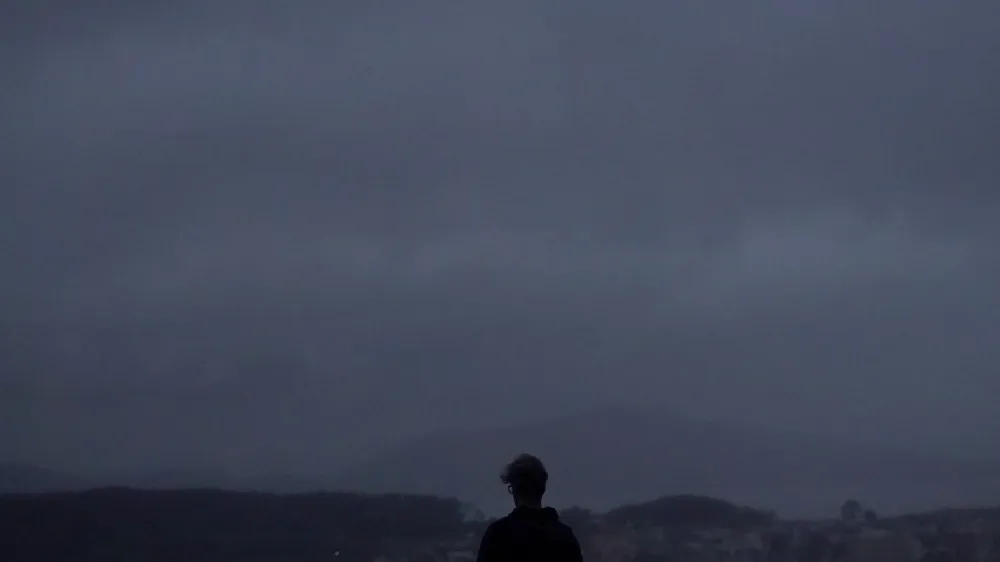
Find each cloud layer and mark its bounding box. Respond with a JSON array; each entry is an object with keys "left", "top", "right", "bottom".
[{"left": 2, "top": 0, "right": 998, "bottom": 473}]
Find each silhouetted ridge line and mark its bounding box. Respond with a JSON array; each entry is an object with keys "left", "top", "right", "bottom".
[{"left": 605, "top": 494, "right": 775, "bottom": 528}]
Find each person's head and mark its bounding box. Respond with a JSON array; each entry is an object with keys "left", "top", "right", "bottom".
[{"left": 500, "top": 453, "right": 548, "bottom": 507}]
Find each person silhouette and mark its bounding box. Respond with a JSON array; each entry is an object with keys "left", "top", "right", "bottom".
[{"left": 476, "top": 454, "right": 583, "bottom": 562}]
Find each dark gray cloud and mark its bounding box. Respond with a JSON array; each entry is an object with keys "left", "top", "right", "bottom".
[{"left": 2, "top": 0, "right": 998, "bottom": 476}]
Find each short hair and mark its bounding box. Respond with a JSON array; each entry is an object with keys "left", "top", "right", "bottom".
[{"left": 500, "top": 453, "right": 548, "bottom": 499}]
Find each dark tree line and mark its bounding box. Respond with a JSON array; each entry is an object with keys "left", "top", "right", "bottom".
[
  {"left": 0, "top": 488, "right": 843, "bottom": 561},
  {"left": 0, "top": 488, "right": 470, "bottom": 562}
]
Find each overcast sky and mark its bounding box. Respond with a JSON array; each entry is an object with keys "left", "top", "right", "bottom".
[{"left": 2, "top": 0, "right": 998, "bottom": 474}]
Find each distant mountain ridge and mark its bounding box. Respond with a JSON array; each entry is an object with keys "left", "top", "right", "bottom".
[
  {"left": 334, "top": 406, "right": 1000, "bottom": 516},
  {"left": 5, "top": 407, "right": 998, "bottom": 517}
]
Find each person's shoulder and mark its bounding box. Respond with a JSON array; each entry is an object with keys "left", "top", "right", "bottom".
[
  {"left": 542, "top": 509, "right": 575, "bottom": 533},
  {"left": 550, "top": 517, "right": 580, "bottom": 546},
  {"left": 554, "top": 519, "right": 578, "bottom": 538},
  {"left": 484, "top": 513, "right": 515, "bottom": 535}
]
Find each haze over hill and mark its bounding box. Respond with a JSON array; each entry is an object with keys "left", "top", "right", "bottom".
[
  {"left": 0, "top": 463, "right": 91, "bottom": 494},
  {"left": 4, "top": 409, "right": 999, "bottom": 518},
  {"left": 337, "top": 407, "right": 1000, "bottom": 517}
]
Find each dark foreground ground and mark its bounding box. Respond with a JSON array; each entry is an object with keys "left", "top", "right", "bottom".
[{"left": 1, "top": 488, "right": 997, "bottom": 562}]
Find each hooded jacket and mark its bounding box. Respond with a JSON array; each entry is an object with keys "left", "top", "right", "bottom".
[{"left": 476, "top": 507, "right": 583, "bottom": 562}]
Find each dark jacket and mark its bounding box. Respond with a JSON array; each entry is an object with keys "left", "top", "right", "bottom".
[{"left": 476, "top": 507, "right": 583, "bottom": 562}]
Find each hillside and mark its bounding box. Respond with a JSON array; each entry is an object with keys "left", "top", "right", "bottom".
[
  {"left": 335, "top": 406, "right": 999, "bottom": 516},
  {"left": 604, "top": 494, "right": 775, "bottom": 528}
]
